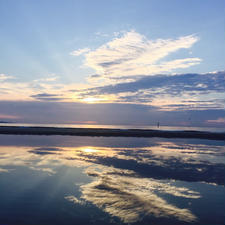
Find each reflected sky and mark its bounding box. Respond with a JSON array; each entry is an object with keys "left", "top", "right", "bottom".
[{"left": 0, "top": 135, "right": 224, "bottom": 225}]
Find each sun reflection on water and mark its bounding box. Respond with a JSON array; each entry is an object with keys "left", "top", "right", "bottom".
[
  {"left": 0, "top": 138, "right": 224, "bottom": 224},
  {"left": 82, "top": 148, "right": 98, "bottom": 153}
]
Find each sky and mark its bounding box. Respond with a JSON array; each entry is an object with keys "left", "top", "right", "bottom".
[{"left": 0, "top": 0, "right": 225, "bottom": 127}]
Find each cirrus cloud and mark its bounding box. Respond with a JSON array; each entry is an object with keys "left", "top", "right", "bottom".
[
  {"left": 0, "top": 73, "right": 14, "bottom": 81},
  {"left": 71, "top": 31, "right": 201, "bottom": 85},
  {"left": 70, "top": 47, "right": 91, "bottom": 56}
]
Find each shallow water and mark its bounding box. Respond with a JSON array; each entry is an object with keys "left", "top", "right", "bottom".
[{"left": 0, "top": 135, "right": 224, "bottom": 225}]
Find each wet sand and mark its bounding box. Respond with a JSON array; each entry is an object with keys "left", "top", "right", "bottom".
[{"left": 0, "top": 126, "right": 224, "bottom": 140}]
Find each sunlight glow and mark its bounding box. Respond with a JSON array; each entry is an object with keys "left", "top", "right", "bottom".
[
  {"left": 83, "top": 148, "right": 98, "bottom": 153},
  {"left": 82, "top": 97, "right": 107, "bottom": 103}
]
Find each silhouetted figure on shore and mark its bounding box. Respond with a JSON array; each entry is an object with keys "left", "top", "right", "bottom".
[{"left": 157, "top": 122, "right": 160, "bottom": 128}]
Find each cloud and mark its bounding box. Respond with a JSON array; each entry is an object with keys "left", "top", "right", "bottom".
[
  {"left": 65, "top": 195, "right": 85, "bottom": 205},
  {"left": 30, "top": 93, "right": 68, "bottom": 101},
  {"left": 33, "top": 75, "right": 59, "bottom": 82},
  {"left": 77, "top": 31, "right": 200, "bottom": 84},
  {"left": 0, "top": 71, "right": 92, "bottom": 102},
  {"left": 1, "top": 138, "right": 224, "bottom": 223},
  {"left": 29, "top": 147, "right": 61, "bottom": 155},
  {"left": 0, "top": 74, "right": 14, "bottom": 81},
  {"left": 83, "top": 71, "right": 225, "bottom": 95},
  {"left": 80, "top": 167, "right": 198, "bottom": 223},
  {"left": 0, "top": 100, "right": 225, "bottom": 127},
  {"left": 76, "top": 71, "right": 225, "bottom": 110},
  {"left": 0, "top": 113, "right": 20, "bottom": 120},
  {"left": 95, "top": 31, "right": 110, "bottom": 37},
  {"left": 0, "top": 168, "right": 10, "bottom": 173},
  {"left": 0, "top": 28, "right": 219, "bottom": 115},
  {"left": 70, "top": 47, "right": 91, "bottom": 56},
  {"left": 206, "top": 117, "right": 225, "bottom": 124},
  {"left": 29, "top": 166, "right": 56, "bottom": 175},
  {"left": 31, "top": 93, "right": 60, "bottom": 98},
  {"left": 0, "top": 74, "right": 68, "bottom": 101},
  {"left": 79, "top": 145, "right": 225, "bottom": 185}
]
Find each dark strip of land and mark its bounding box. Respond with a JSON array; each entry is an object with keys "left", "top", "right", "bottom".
[{"left": 0, "top": 126, "right": 224, "bottom": 140}]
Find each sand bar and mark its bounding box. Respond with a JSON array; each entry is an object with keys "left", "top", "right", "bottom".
[{"left": 0, "top": 126, "right": 224, "bottom": 140}]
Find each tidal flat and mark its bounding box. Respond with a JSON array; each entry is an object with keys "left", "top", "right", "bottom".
[{"left": 0, "top": 126, "right": 225, "bottom": 140}]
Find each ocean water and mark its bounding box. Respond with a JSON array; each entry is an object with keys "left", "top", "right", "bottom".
[{"left": 0, "top": 135, "right": 224, "bottom": 225}]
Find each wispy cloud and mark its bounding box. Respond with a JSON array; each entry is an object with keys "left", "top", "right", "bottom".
[
  {"left": 70, "top": 47, "right": 90, "bottom": 56},
  {"left": 65, "top": 195, "right": 85, "bottom": 205},
  {"left": 71, "top": 31, "right": 200, "bottom": 85},
  {"left": 0, "top": 168, "right": 11, "bottom": 173},
  {"left": 30, "top": 166, "right": 56, "bottom": 175},
  {"left": 0, "top": 73, "right": 14, "bottom": 81},
  {"left": 80, "top": 167, "right": 198, "bottom": 223},
  {"left": 30, "top": 93, "right": 67, "bottom": 101},
  {"left": 0, "top": 113, "right": 20, "bottom": 120},
  {"left": 33, "top": 74, "right": 59, "bottom": 82},
  {"left": 0, "top": 74, "right": 83, "bottom": 102},
  {"left": 206, "top": 117, "right": 225, "bottom": 124}
]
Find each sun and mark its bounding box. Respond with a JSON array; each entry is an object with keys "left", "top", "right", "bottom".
[
  {"left": 83, "top": 148, "right": 98, "bottom": 153},
  {"left": 82, "top": 97, "right": 105, "bottom": 103}
]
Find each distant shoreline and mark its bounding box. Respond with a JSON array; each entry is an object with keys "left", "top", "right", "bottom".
[{"left": 0, "top": 126, "right": 224, "bottom": 140}]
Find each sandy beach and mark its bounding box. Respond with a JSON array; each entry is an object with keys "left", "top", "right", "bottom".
[{"left": 0, "top": 126, "right": 224, "bottom": 140}]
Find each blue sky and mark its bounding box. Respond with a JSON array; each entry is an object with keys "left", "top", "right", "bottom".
[{"left": 0, "top": 0, "right": 224, "bottom": 127}]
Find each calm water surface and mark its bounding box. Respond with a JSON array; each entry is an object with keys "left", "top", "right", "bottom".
[{"left": 0, "top": 135, "right": 224, "bottom": 225}]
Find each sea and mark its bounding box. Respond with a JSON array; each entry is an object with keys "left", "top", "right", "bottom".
[{"left": 0, "top": 123, "right": 224, "bottom": 225}]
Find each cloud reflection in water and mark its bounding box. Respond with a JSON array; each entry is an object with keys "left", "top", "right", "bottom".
[
  {"left": 78, "top": 166, "right": 199, "bottom": 223},
  {"left": 0, "top": 138, "right": 224, "bottom": 224}
]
